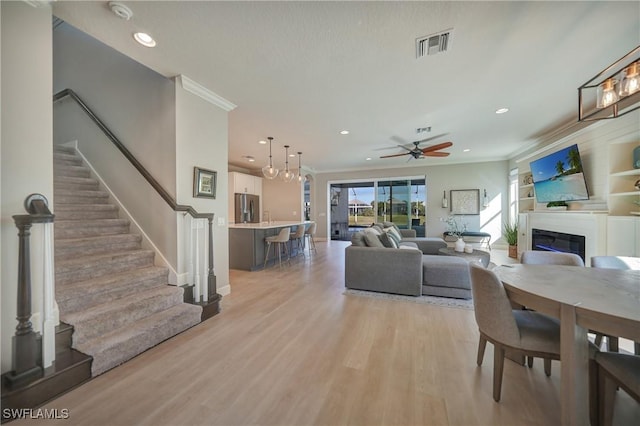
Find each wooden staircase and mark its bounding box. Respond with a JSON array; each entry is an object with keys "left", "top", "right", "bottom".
[{"left": 52, "top": 145, "right": 202, "bottom": 376}]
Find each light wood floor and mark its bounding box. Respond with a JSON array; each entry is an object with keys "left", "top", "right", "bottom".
[{"left": 17, "top": 241, "right": 639, "bottom": 425}]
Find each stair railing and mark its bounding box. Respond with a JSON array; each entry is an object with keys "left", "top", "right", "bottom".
[
  {"left": 53, "top": 88, "right": 219, "bottom": 305},
  {"left": 5, "top": 194, "right": 55, "bottom": 388}
]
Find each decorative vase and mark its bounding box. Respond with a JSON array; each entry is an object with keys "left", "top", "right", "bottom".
[
  {"left": 508, "top": 245, "right": 518, "bottom": 259},
  {"left": 454, "top": 237, "right": 465, "bottom": 253}
]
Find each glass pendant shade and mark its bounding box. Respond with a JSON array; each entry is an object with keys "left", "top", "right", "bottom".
[
  {"left": 597, "top": 78, "right": 619, "bottom": 108},
  {"left": 619, "top": 61, "right": 640, "bottom": 97},
  {"left": 280, "top": 145, "right": 295, "bottom": 183},
  {"left": 296, "top": 152, "right": 304, "bottom": 183},
  {"left": 262, "top": 137, "right": 279, "bottom": 179}
]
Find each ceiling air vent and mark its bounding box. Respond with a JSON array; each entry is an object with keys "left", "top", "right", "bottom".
[{"left": 416, "top": 29, "right": 452, "bottom": 58}]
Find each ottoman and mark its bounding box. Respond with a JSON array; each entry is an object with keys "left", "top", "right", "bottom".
[{"left": 421, "top": 255, "right": 472, "bottom": 299}]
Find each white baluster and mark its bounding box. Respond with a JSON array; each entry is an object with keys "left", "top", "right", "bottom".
[
  {"left": 202, "top": 218, "right": 209, "bottom": 303},
  {"left": 193, "top": 219, "right": 201, "bottom": 302},
  {"left": 42, "top": 222, "right": 56, "bottom": 368}
]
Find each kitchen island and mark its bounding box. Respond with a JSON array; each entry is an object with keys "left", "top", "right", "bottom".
[{"left": 229, "top": 221, "right": 311, "bottom": 271}]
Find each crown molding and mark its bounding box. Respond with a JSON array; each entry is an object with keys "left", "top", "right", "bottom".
[
  {"left": 176, "top": 75, "right": 237, "bottom": 112},
  {"left": 23, "top": 0, "right": 54, "bottom": 7}
]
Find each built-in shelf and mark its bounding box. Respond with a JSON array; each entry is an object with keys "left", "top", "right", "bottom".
[
  {"left": 609, "top": 141, "right": 640, "bottom": 216},
  {"left": 519, "top": 196, "right": 535, "bottom": 201},
  {"left": 610, "top": 169, "right": 640, "bottom": 177},
  {"left": 610, "top": 191, "right": 640, "bottom": 197}
]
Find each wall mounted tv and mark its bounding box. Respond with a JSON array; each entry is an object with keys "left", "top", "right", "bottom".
[{"left": 529, "top": 144, "right": 589, "bottom": 203}]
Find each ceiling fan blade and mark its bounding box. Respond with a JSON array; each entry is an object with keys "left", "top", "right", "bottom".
[
  {"left": 397, "top": 144, "right": 413, "bottom": 152},
  {"left": 423, "top": 151, "right": 450, "bottom": 157},
  {"left": 414, "top": 133, "right": 449, "bottom": 144},
  {"left": 421, "top": 141, "right": 453, "bottom": 153},
  {"left": 380, "top": 152, "right": 410, "bottom": 159}
]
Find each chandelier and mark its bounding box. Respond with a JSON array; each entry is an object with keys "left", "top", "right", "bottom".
[
  {"left": 280, "top": 145, "right": 295, "bottom": 183},
  {"left": 296, "top": 152, "right": 305, "bottom": 183},
  {"left": 261, "top": 137, "right": 279, "bottom": 179},
  {"left": 578, "top": 45, "right": 640, "bottom": 122}
]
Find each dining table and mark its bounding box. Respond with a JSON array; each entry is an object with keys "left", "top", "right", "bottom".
[{"left": 493, "top": 264, "right": 640, "bottom": 426}]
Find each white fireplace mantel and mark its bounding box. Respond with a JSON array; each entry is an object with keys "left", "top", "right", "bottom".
[{"left": 526, "top": 212, "right": 608, "bottom": 266}]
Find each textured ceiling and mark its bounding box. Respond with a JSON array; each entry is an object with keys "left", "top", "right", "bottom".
[{"left": 52, "top": 1, "right": 640, "bottom": 173}]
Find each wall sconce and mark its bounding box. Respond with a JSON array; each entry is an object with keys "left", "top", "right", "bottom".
[
  {"left": 441, "top": 190, "right": 448, "bottom": 209},
  {"left": 578, "top": 45, "right": 640, "bottom": 122},
  {"left": 483, "top": 189, "right": 489, "bottom": 208}
]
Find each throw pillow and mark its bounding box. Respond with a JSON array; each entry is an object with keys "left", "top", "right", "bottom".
[
  {"left": 363, "top": 232, "right": 385, "bottom": 248},
  {"left": 385, "top": 226, "right": 402, "bottom": 245},
  {"left": 351, "top": 232, "right": 367, "bottom": 247},
  {"left": 364, "top": 227, "right": 381, "bottom": 236},
  {"left": 382, "top": 221, "right": 402, "bottom": 233},
  {"left": 378, "top": 232, "right": 398, "bottom": 248}
]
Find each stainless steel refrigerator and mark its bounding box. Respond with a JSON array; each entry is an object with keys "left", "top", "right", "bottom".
[{"left": 234, "top": 193, "right": 259, "bottom": 223}]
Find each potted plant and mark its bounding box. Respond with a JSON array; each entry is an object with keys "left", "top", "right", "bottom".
[{"left": 503, "top": 222, "right": 518, "bottom": 258}]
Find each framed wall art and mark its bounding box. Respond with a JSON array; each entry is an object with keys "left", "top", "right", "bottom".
[
  {"left": 193, "top": 167, "right": 217, "bottom": 199},
  {"left": 450, "top": 189, "right": 480, "bottom": 215}
]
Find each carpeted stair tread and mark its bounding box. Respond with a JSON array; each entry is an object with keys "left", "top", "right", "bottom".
[
  {"left": 54, "top": 176, "right": 99, "bottom": 191},
  {"left": 53, "top": 153, "right": 83, "bottom": 166},
  {"left": 55, "top": 188, "right": 109, "bottom": 200},
  {"left": 55, "top": 234, "right": 141, "bottom": 259},
  {"left": 75, "top": 303, "right": 202, "bottom": 376},
  {"left": 54, "top": 164, "right": 91, "bottom": 178},
  {"left": 55, "top": 249, "right": 154, "bottom": 286},
  {"left": 54, "top": 204, "right": 119, "bottom": 220},
  {"left": 56, "top": 266, "right": 169, "bottom": 313},
  {"left": 62, "top": 286, "right": 186, "bottom": 345},
  {"left": 55, "top": 218, "right": 130, "bottom": 239}
]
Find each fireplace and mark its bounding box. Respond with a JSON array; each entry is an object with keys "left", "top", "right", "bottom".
[{"left": 531, "top": 228, "right": 586, "bottom": 262}]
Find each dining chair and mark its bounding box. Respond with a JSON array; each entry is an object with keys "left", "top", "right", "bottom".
[
  {"left": 263, "top": 227, "right": 291, "bottom": 268},
  {"left": 304, "top": 222, "right": 317, "bottom": 253},
  {"left": 289, "top": 224, "right": 306, "bottom": 256},
  {"left": 520, "top": 250, "right": 585, "bottom": 367},
  {"left": 593, "top": 352, "right": 640, "bottom": 426},
  {"left": 469, "top": 263, "right": 561, "bottom": 401},
  {"left": 591, "top": 255, "right": 640, "bottom": 355},
  {"left": 520, "top": 250, "right": 585, "bottom": 266}
]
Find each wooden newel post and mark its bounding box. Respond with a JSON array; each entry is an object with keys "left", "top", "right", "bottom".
[{"left": 6, "top": 215, "right": 43, "bottom": 387}]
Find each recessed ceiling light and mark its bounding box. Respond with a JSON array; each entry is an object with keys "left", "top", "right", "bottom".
[
  {"left": 495, "top": 107, "right": 509, "bottom": 114},
  {"left": 463, "top": 149, "right": 471, "bottom": 152},
  {"left": 133, "top": 32, "right": 156, "bottom": 48},
  {"left": 340, "top": 130, "right": 350, "bottom": 135},
  {"left": 242, "top": 156, "right": 255, "bottom": 162},
  {"left": 289, "top": 153, "right": 296, "bottom": 158},
  {"left": 258, "top": 140, "right": 267, "bottom": 144},
  {"left": 366, "top": 157, "right": 372, "bottom": 161}
]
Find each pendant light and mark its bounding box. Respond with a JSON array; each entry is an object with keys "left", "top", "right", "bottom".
[
  {"left": 296, "top": 152, "right": 305, "bottom": 183},
  {"left": 262, "top": 137, "right": 279, "bottom": 179},
  {"left": 280, "top": 145, "right": 295, "bottom": 183}
]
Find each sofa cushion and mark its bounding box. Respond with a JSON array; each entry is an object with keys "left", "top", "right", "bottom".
[
  {"left": 351, "top": 232, "right": 367, "bottom": 247},
  {"left": 399, "top": 243, "right": 420, "bottom": 251},
  {"left": 422, "top": 255, "right": 471, "bottom": 291},
  {"left": 364, "top": 232, "right": 385, "bottom": 248},
  {"left": 379, "top": 232, "right": 398, "bottom": 248},
  {"left": 385, "top": 227, "right": 402, "bottom": 245},
  {"left": 383, "top": 221, "right": 402, "bottom": 233}
]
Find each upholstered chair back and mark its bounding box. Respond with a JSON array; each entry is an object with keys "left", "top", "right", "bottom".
[
  {"left": 520, "top": 250, "right": 584, "bottom": 266},
  {"left": 591, "top": 256, "right": 640, "bottom": 270},
  {"left": 469, "top": 264, "right": 520, "bottom": 347}
]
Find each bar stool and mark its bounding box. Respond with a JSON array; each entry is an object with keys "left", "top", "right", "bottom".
[
  {"left": 289, "top": 225, "right": 306, "bottom": 256},
  {"left": 264, "top": 227, "right": 291, "bottom": 268},
  {"left": 304, "top": 222, "right": 317, "bottom": 253}
]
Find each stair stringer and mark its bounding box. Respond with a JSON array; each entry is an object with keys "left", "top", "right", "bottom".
[{"left": 59, "top": 140, "right": 184, "bottom": 285}]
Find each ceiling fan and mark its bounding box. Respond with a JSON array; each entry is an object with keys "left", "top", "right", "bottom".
[{"left": 380, "top": 140, "right": 453, "bottom": 160}]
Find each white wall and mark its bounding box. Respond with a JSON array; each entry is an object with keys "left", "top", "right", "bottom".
[
  {"left": 1, "top": 1, "right": 53, "bottom": 374},
  {"left": 53, "top": 21, "right": 179, "bottom": 266},
  {"left": 262, "top": 178, "right": 303, "bottom": 221},
  {"left": 313, "top": 160, "right": 509, "bottom": 244},
  {"left": 174, "top": 78, "right": 230, "bottom": 295}
]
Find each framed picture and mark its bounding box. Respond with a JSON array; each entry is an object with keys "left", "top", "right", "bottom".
[
  {"left": 193, "top": 167, "right": 217, "bottom": 199},
  {"left": 450, "top": 189, "right": 480, "bottom": 215}
]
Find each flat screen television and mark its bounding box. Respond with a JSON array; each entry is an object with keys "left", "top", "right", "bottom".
[{"left": 529, "top": 144, "right": 589, "bottom": 203}]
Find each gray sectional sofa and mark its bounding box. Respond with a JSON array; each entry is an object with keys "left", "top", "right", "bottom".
[{"left": 345, "top": 225, "right": 472, "bottom": 299}]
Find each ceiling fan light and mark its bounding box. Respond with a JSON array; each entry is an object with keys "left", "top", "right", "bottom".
[
  {"left": 619, "top": 61, "right": 640, "bottom": 97},
  {"left": 597, "top": 78, "right": 619, "bottom": 108},
  {"left": 262, "top": 137, "right": 279, "bottom": 179}
]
